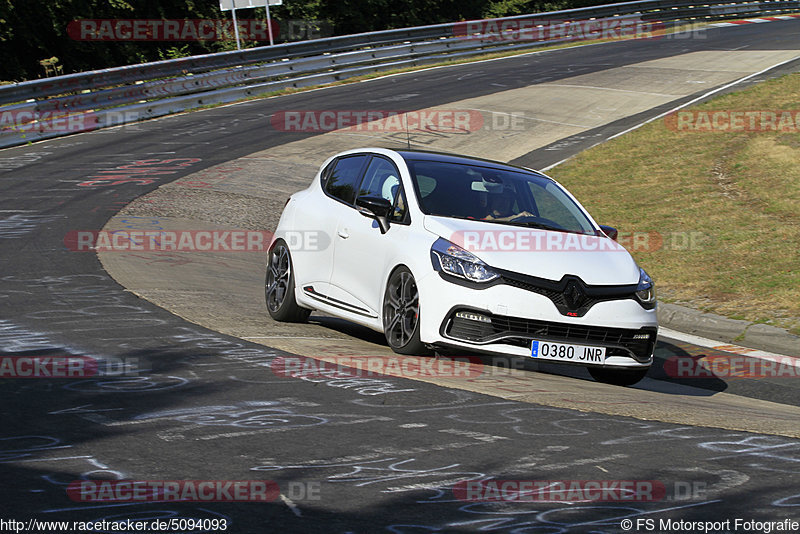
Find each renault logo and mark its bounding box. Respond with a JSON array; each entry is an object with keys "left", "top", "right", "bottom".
[{"left": 563, "top": 280, "right": 584, "bottom": 310}]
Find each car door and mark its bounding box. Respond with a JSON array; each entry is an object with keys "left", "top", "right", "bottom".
[
  {"left": 295, "top": 154, "right": 369, "bottom": 303},
  {"left": 328, "top": 155, "right": 410, "bottom": 318}
]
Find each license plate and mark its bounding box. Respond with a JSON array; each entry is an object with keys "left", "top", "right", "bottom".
[{"left": 531, "top": 340, "right": 606, "bottom": 364}]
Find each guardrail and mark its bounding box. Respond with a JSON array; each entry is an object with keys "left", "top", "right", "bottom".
[{"left": 2, "top": 0, "right": 799, "bottom": 148}]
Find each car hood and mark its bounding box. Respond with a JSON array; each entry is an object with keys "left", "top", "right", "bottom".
[{"left": 423, "top": 215, "right": 641, "bottom": 285}]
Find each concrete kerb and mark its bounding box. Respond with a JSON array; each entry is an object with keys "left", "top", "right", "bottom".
[{"left": 658, "top": 303, "right": 799, "bottom": 356}]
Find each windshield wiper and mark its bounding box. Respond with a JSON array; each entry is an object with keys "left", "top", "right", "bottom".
[{"left": 488, "top": 220, "right": 585, "bottom": 234}]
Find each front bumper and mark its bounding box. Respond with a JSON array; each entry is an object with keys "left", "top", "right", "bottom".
[{"left": 416, "top": 271, "right": 657, "bottom": 368}]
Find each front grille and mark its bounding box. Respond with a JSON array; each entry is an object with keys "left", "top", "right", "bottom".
[
  {"left": 503, "top": 277, "right": 605, "bottom": 312},
  {"left": 445, "top": 309, "right": 656, "bottom": 362},
  {"left": 499, "top": 272, "right": 638, "bottom": 317}
]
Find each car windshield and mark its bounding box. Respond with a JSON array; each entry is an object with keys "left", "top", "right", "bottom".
[{"left": 407, "top": 159, "right": 596, "bottom": 235}]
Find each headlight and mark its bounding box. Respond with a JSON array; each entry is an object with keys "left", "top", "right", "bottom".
[
  {"left": 431, "top": 238, "right": 499, "bottom": 283},
  {"left": 635, "top": 267, "right": 656, "bottom": 308}
]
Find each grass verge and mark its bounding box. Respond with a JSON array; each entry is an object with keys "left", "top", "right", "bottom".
[{"left": 547, "top": 72, "right": 800, "bottom": 335}]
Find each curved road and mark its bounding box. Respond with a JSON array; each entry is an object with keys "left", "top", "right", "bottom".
[{"left": 1, "top": 22, "right": 800, "bottom": 532}]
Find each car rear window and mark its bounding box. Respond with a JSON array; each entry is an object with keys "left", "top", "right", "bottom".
[{"left": 325, "top": 155, "right": 368, "bottom": 204}]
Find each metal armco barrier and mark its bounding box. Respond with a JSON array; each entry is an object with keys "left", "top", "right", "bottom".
[{"left": 2, "top": 0, "right": 799, "bottom": 148}]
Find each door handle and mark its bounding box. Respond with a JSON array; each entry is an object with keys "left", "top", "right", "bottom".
[{"left": 337, "top": 229, "right": 349, "bottom": 239}]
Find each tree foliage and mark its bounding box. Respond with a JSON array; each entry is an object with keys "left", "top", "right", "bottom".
[{"left": 0, "top": 0, "right": 608, "bottom": 82}]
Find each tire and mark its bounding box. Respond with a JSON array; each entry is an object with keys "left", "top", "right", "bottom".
[
  {"left": 588, "top": 366, "right": 649, "bottom": 386},
  {"left": 265, "top": 240, "right": 310, "bottom": 323},
  {"left": 382, "top": 267, "right": 428, "bottom": 355}
]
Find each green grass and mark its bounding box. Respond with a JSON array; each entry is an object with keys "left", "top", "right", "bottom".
[{"left": 547, "top": 73, "right": 800, "bottom": 334}]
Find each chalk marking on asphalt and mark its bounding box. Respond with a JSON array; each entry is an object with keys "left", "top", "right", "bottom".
[
  {"left": 466, "top": 107, "right": 591, "bottom": 128},
  {"left": 243, "top": 336, "right": 336, "bottom": 340},
  {"left": 280, "top": 494, "right": 302, "bottom": 517},
  {"left": 7, "top": 455, "right": 90, "bottom": 463},
  {"left": 42, "top": 502, "right": 148, "bottom": 513},
  {"left": 542, "top": 84, "right": 676, "bottom": 97}
]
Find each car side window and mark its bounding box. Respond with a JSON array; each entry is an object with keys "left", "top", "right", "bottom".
[
  {"left": 391, "top": 187, "right": 408, "bottom": 223},
  {"left": 358, "top": 157, "right": 400, "bottom": 201},
  {"left": 325, "top": 155, "right": 368, "bottom": 204},
  {"left": 357, "top": 157, "right": 408, "bottom": 223},
  {"left": 319, "top": 160, "right": 335, "bottom": 188}
]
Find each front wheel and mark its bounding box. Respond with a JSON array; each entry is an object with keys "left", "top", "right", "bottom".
[
  {"left": 588, "top": 366, "right": 649, "bottom": 386},
  {"left": 382, "top": 267, "right": 428, "bottom": 355},
  {"left": 265, "top": 240, "right": 310, "bottom": 323}
]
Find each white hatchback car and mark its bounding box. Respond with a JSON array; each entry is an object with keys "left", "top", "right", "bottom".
[{"left": 266, "top": 148, "right": 657, "bottom": 385}]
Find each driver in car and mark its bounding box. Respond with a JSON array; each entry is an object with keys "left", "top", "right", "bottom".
[{"left": 482, "top": 187, "right": 535, "bottom": 221}]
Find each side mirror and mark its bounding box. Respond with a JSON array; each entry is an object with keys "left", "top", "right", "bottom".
[
  {"left": 598, "top": 225, "right": 618, "bottom": 241},
  {"left": 356, "top": 196, "right": 392, "bottom": 234}
]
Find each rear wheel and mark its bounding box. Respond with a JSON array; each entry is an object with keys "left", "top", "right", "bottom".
[
  {"left": 588, "top": 366, "right": 649, "bottom": 386},
  {"left": 383, "top": 267, "right": 427, "bottom": 355},
  {"left": 265, "top": 240, "right": 310, "bottom": 323}
]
